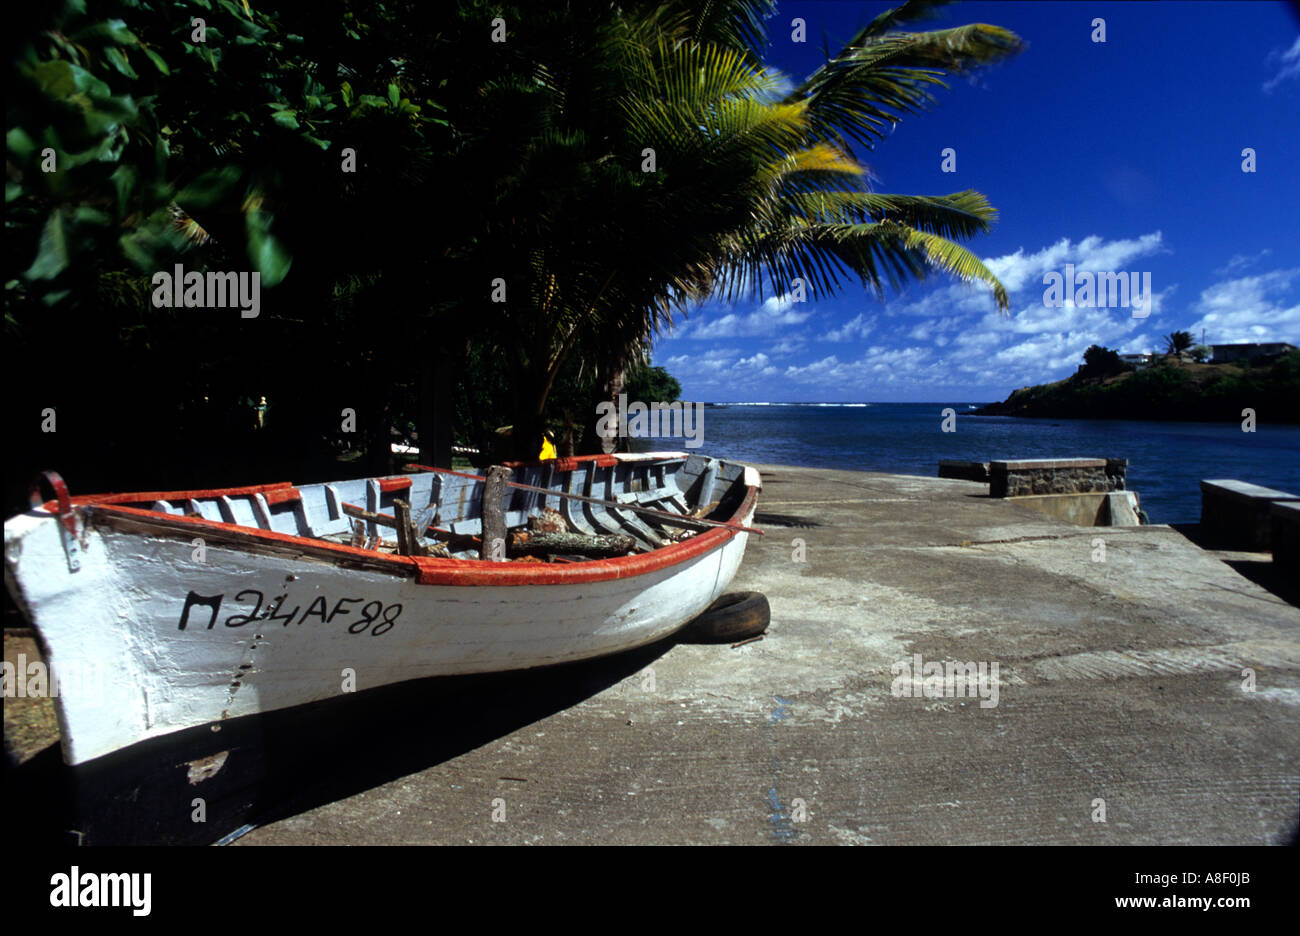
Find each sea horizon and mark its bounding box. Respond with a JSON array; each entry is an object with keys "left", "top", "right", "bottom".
[{"left": 634, "top": 402, "right": 1300, "bottom": 526}]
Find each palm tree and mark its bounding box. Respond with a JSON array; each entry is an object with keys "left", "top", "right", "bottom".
[
  {"left": 451, "top": 0, "right": 1022, "bottom": 455},
  {"left": 1163, "top": 330, "right": 1194, "bottom": 356}
]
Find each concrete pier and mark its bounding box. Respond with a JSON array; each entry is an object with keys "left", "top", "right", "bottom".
[{"left": 5, "top": 466, "right": 1299, "bottom": 844}]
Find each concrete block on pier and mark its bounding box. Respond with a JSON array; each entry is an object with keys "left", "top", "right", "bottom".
[
  {"left": 1271, "top": 501, "right": 1300, "bottom": 571},
  {"left": 937, "top": 460, "right": 989, "bottom": 483},
  {"left": 1200, "top": 479, "right": 1300, "bottom": 550}
]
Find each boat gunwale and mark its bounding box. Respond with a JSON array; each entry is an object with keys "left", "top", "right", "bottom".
[{"left": 29, "top": 454, "right": 760, "bottom": 587}]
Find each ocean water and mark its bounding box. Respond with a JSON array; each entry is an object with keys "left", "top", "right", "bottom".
[{"left": 636, "top": 402, "right": 1300, "bottom": 525}]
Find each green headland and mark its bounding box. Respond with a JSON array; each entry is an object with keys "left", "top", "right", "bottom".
[{"left": 975, "top": 348, "right": 1300, "bottom": 423}]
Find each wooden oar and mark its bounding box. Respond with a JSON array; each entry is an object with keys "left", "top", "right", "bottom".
[{"left": 410, "top": 465, "right": 764, "bottom": 536}]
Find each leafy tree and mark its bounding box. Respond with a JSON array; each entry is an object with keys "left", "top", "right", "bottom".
[
  {"left": 1190, "top": 344, "right": 1212, "bottom": 363},
  {"left": 1079, "top": 344, "right": 1127, "bottom": 379},
  {"left": 622, "top": 363, "right": 683, "bottom": 406},
  {"left": 5, "top": 0, "right": 452, "bottom": 497}
]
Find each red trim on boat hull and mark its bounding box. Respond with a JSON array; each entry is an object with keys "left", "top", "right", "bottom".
[
  {"left": 501, "top": 453, "right": 621, "bottom": 472},
  {"left": 40, "top": 462, "right": 759, "bottom": 587},
  {"left": 262, "top": 487, "right": 302, "bottom": 507},
  {"left": 412, "top": 451, "right": 635, "bottom": 477},
  {"left": 56, "top": 481, "right": 295, "bottom": 510}
]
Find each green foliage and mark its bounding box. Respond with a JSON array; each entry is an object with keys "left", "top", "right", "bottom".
[
  {"left": 1190, "top": 344, "right": 1212, "bottom": 363},
  {"left": 1270, "top": 348, "right": 1300, "bottom": 381},
  {"left": 9, "top": 0, "right": 447, "bottom": 299},
  {"left": 1127, "top": 363, "right": 1190, "bottom": 398},
  {"left": 6, "top": 0, "right": 1025, "bottom": 501},
  {"left": 623, "top": 364, "right": 683, "bottom": 405},
  {"left": 982, "top": 352, "right": 1300, "bottom": 422},
  {"left": 5, "top": 0, "right": 452, "bottom": 501},
  {"left": 1078, "top": 344, "right": 1128, "bottom": 379}
]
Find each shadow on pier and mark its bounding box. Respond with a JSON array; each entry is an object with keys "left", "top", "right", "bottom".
[
  {"left": 1170, "top": 522, "right": 1300, "bottom": 608},
  {"left": 4, "top": 639, "right": 676, "bottom": 846}
]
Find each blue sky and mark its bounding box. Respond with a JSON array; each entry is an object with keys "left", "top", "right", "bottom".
[{"left": 653, "top": 1, "right": 1300, "bottom": 402}]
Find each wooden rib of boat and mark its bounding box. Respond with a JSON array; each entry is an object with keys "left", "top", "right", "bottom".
[{"left": 4, "top": 452, "right": 761, "bottom": 765}]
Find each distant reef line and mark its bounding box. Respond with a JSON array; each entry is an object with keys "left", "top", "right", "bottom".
[{"left": 973, "top": 351, "right": 1300, "bottom": 423}]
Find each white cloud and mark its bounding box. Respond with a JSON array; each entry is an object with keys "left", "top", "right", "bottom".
[
  {"left": 657, "top": 347, "right": 783, "bottom": 391},
  {"left": 782, "top": 355, "right": 847, "bottom": 381},
  {"left": 761, "top": 233, "right": 1177, "bottom": 393},
  {"left": 1263, "top": 35, "right": 1300, "bottom": 93},
  {"left": 682, "top": 292, "right": 811, "bottom": 339},
  {"left": 661, "top": 347, "right": 740, "bottom": 378},
  {"left": 880, "top": 232, "right": 1183, "bottom": 386},
  {"left": 819, "top": 313, "right": 873, "bottom": 342},
  {"left": 1214, "top": 249, "right": 1272, "bottom": 277},
  {"left": 779, "top": 347, "right": 955, "bottom": 390},
  {"left": 1188, "top": 269, "right": 1300, "bottom": 344},
  {"left": 767, "top": 336, "right": 807, "bottom": 355},
  {"left": 983, "top": 232, "right": 1168, "bottom": 295},
  {"left": 1117, "top": 332, "right": 1160, "bottom": 355},
  {"left": 921, "top": 271, "right": 1179, "bottom": 387},
  {"left": 878, "top": 233, "right": 1169, "bottom": 325},
  {"left": 735, "top": 352, "right": 776, "bottom": 374},
  {"left": 907, "top": 316, "right": 964, "bottom": 343},
  {"left": 979, "top": 283, "right": 1174, "bottom": 338},
  {"left": 888, "top": 282, "right": 991, "bottom": 319}
]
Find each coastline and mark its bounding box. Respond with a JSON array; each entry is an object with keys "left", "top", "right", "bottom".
[{"left": 973, "top": 353, "right": 1300, "bottom": 423}]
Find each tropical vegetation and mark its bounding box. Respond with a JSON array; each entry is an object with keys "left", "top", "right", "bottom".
[{"left": 6, "top": 0, "right": 1022, "bottom": 510}]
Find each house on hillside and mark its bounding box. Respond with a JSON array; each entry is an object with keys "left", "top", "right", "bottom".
[
  {"left": 1120, "top": 352, "right": 1154, "bottom": 370},
  {"left": 1210, "top": 342, "right": 1297, "bottom": 364}
]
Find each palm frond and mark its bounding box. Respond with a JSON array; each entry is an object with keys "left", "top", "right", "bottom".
[
  {"left": 819, "top": 222, "right": 1010, "bottom": 310},
  {"left": 788, "top": 21, "right": 1024, "bottom": 151},
  {"left": 860, "top": 0, "right": 957, "bottom": 41},
  {"left": 786, "top": 190, "right": 997, "bottom": 240}
]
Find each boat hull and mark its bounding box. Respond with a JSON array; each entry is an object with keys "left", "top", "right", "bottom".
[{"left": 5, "top": 456, "right": 758, "bottom": 765}]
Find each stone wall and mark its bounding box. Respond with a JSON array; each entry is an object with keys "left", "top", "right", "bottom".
[{"left": 989, "top": 458, "right": 1127, "bottom": 498}]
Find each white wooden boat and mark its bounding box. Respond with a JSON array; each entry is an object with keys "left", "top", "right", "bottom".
[{"left": 4, "top": 452, "right": 760, "bottom": 765}]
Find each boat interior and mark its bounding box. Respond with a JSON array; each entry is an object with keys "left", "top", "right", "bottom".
[{"left": 88, "top": 453, "right": 753, "bottom": 561}]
